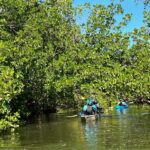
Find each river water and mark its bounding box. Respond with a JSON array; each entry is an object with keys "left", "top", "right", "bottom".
[{"left": 0, "top": 106, "right": 150, "bottom": 150}]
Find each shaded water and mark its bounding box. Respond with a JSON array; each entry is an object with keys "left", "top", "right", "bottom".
[{"left": 0, "top": 106, "right": 150, "bottom": 150}]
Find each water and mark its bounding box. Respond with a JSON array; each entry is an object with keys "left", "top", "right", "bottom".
[{"left": 0, "top": 106, "right": 150, "bottom": 150}]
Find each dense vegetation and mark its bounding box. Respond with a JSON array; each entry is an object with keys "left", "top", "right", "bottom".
[{"left": 0, "top": 0, "right": 149, "bottom": 130}]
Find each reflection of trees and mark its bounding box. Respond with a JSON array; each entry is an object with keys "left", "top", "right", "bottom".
[
  {"left": 0, "top": 132, "right": 21, "bottom": 148},
  {"left": 100, "top": 108, "right": 150, "bottom": 149},
  {"left": 0, "top": 111, "right": 150, "bottom": 149},
  {"left": 19, "top": 116, "right": 89, "bottom": 149},
  {"left": 100, "top": 109, "right": 132, "bottom": 149}
]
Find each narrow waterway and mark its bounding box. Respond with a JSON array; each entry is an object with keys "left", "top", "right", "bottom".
[{"left": 0, "top": 106, "right": 150, "bottom": 150}]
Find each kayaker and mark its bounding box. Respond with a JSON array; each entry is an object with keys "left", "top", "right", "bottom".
[
  {"left": 92, "top": 99, "right": 103, "bottom": 113},
  {"left": 83, "top": 98, "right": 94, "bottom": 115},
  {"left": 83, "top": 98, "right": 102, "bottom": 115},
  {"left": 91, "top": 93, "right": 103, "bottom": 112},
  {"left": 118, "top": 99, "right": 128, "bottom": 106}
]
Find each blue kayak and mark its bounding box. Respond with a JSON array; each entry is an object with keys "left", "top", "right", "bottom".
[{"left": 115, "top": 105, "right": 128, "bottom": 109}]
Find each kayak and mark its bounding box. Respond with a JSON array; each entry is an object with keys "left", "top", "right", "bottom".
[
  {"left": 115, "top": 105, "right": 128, "bottom": 109},
  {"left": 80, "top": 113, "right": 99, "bottom": 122},
  {"left": 66, "top": 115, "right": 78, "bottom": 118}
]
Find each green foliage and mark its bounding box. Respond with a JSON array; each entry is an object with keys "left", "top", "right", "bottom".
[
  {"left": 0, "top": 0, "right": 149, "bottom": 130},
  {"left": 0, "top": 45, "right": 23, "bottom": 130},
  {"left": 0, "top": 112, "right": 20, "bottom": 131}
]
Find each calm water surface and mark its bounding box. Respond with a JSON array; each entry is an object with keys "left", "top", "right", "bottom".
[{"left": 0, "top": 106, "right": 150, "bottom": 150}]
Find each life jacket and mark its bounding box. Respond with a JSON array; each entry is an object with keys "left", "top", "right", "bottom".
[
  {"left": 86, "top": 106, "right": 93, "bottom": 113},
  {"left": 83, "top": 105, "right": 88, "bottom": 111}
]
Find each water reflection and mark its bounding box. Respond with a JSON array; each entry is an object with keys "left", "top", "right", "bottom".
[
  {"left": 0, "top": 107, "right": 150, "bottom": 150},
  {"left": 0, "top": 132, "right": 21, "bottom": 149},
  {"left": 81, "top": 120, "right": 100, "bottom": 149},
  {"left": 116, "top": 107, "right": 128, "bottom": 115}
]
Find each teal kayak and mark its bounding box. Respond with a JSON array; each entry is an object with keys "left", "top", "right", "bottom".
[{"left": 115, "top": 105, "right": 128, "bottom": 109}]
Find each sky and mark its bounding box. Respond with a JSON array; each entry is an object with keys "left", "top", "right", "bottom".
[{"left": 73, "top": 0, "right": 147, "bottom": 32}]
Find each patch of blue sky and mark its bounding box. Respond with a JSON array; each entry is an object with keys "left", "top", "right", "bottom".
[{"left": 73, "top": 0, "right": 146, "bottom": 33}]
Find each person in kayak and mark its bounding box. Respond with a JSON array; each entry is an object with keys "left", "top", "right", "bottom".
[
  {"left": 92, "top": 99, "right": 103, "bottom": 114},
  {"left": 83, "top": 98, "right": 94, "bottom": 115},
  {"left": 82, "top": 98, "right": 101, "bottom": 115},
  {"left": 118, "top": 99, "right": 128, "bottom": 106}
]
